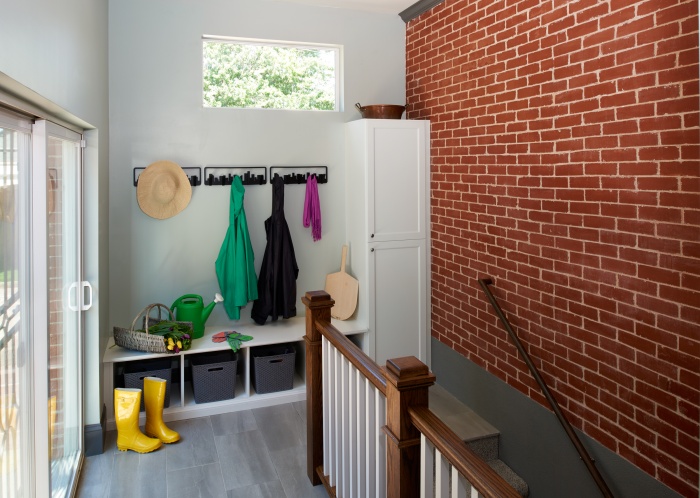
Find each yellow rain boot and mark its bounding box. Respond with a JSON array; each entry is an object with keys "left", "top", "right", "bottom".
[
  {"left": 144, "top": 377, "right": 180, "bottom": 444},
  {"left": 114, "top": 388, "right": 162, "bottom": 453}
]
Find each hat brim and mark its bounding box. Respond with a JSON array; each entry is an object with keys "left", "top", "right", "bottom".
[{"left": 137, "top": 161, "right": 192, "bottom": 219}]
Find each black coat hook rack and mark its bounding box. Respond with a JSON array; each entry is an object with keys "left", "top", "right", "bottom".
[
  {"left": 270, "top": 166, "right": 328, "bottom": 185},
  {"left": 133, "top": 166, "right": 201, "bottom": 187},
  {"left": 204, "top": 166, "right": 267, "bottom": 186}
]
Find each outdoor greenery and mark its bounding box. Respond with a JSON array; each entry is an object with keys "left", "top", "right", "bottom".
[{"left": 203, "top": 41, "right": 336, "bottom": 111}]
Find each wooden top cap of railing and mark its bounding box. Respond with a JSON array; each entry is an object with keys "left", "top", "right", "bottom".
[
  {"left": 385, "top": 356, "right": 436, "bottom": 389},
  {"left": 302, "top": 290, "right": 335, "bottom": 308}
]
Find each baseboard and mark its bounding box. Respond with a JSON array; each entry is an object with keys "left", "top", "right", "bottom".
[
  {"left": 431, "top": 338, "right": 682, "bottom": 498},
  {"left": 84, "top": 404, "right": 106, "bottom": 457}
]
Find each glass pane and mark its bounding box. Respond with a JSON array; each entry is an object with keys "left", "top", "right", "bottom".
[
  {"left": 0, "top": 124, "right": 31, "bottom": 498},
  {"left": 47, "top": 132, "right": 81, "bottom": 498},
  {"left": 203, "top": 39, "right": 338, "bottom": 110}
]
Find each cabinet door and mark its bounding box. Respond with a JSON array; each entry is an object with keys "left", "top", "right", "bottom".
[
  {"left": 367, "top": 122, "right": 428, "bottom": 242},
  {"left": 368, "top": 239, "right": 428, "bottom": 366}
]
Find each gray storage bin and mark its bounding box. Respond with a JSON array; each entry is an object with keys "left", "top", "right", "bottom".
[
  {"left": 123, "top": 358, "right": 172, "bottom": 411},
  {"left": 251, "top": 345, "right": 296, "bottom": 394},
  {"left": 191, "top": 351, "right": 238, "bottom": 403}
]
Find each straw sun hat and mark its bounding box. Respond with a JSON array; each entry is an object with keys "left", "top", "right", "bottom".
[{"left": 137, "top": 160, "right": 192, "bottom": 219}]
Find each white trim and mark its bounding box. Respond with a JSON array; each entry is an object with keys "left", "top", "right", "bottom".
[
  {"left": 0, "top": 72, "right": 91, "bottom": 133},
  {"left": 202, "top": 34, "right": 342, "bottom": 51},
  {"left": 31, "top": 119, "right": 50, "bottom": 498}
]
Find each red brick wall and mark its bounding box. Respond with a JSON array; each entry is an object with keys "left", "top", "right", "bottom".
[{"left": 406, "top": 0, "right": 699, "bottom": 495}]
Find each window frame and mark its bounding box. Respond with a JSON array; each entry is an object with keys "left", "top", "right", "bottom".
[{"left": 202, "top": 35, "right": 343, "bottom": 112}]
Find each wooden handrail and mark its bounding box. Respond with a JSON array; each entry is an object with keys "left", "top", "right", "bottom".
[
  {"left": 478, "top": 278, "right": 615, "bottom": 498},
  {"left": 409, "top": 406, "right": 521, "bottom": 498},
  {"left": 314, "top": 318, "right": 387, "bottom": 395}
]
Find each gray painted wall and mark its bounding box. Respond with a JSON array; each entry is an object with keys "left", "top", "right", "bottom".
[
  {"left": 108, "top": 0, "right": 406, "bottom": 330},
  {"left": 0, "top": 0, "right": 109, "bottom": 428},
  {"left": 432, "top": 338, "right": 681, "bottom": 498}
]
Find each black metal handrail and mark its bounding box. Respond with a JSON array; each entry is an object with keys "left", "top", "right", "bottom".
[{"left": 478, "top": 278, "right": 615, "bottom": 498}]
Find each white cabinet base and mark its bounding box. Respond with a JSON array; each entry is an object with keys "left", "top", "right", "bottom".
[
  {"left": 370, "top": 239, "right": 428, "bottom": 366},
  {"left": 103, "top": 316, "right": 368, "bottom": 430}
]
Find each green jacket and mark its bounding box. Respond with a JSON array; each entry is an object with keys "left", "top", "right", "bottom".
[{"left": 215, "top": 176, "right": 258, "bottom": 319}]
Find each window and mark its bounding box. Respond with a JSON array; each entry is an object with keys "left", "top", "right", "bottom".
[{"left": 202, "top": 36, "right": 340, "bottom": 111}]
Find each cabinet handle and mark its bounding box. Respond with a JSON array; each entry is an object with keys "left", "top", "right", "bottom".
[
  {"left": 371, "top": 233, "right": 374, "bottom": 238},
  {"left": 371, "top": 248, "right": 375, "bottom": 252}
]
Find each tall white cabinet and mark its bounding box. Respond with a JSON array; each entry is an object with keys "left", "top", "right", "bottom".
[{"left": 345, "top": 119, "right": 431, "bottom": 366}]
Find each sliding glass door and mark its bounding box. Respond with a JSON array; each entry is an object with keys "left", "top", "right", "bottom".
[
  {"left": 0, "top": 110, "right": 33, "bottom": 498},
  {"left": 0, "top": 110, "right": 86, "bottom": 498},
  {"left": 33, "top": 120, "right": 85, "bottom": 498}
]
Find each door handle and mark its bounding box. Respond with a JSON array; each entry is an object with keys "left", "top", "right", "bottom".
[
  {"left": 66, "top": 281, "right": 93, "bottom": 311},
  {"left": 67, "top": 282, "right": 79, "bottom": 311},
  {"left": 81, "top": 281, "right": 93, "bottom": 311}
]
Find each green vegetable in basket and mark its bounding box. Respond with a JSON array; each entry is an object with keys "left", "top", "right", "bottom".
[{"left": 148, "top": 321, "right": 193, "bottom": 353}]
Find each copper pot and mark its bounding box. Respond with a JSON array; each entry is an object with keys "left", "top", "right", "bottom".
[{"left": 355, "top": 103, "right": 406, "bottom": 119}]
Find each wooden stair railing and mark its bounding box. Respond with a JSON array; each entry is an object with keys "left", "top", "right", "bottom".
[
  {"left": 303, "top": 290, "right": 521, "bottom": 498},
  {"left": 409, "top": 407, "right": 520, "bottom": 497}
]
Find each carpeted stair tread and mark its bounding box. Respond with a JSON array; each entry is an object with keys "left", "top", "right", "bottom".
[
  {"left": 466, "top": 435, "right": 500, "bottom": 462},
  {"left": 488, "top": 459, "right": 530, "bottom": 497}
]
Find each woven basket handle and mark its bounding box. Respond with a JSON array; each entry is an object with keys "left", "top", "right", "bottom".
[{"left": 130, "top": 303, "right": 175, "bottom": 334}]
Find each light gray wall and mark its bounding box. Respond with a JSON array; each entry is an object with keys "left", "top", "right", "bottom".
[
  {"left": 108, "top": 0, "right": 406, "bottom": 328},
  {"left": 0, "top": 0, "right": 109, "bottom": 428},
  {"left": 431, "top": 339, "right": 682, "bottom": 498}
]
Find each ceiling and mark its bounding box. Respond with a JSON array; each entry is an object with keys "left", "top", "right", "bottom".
[{"left": 273, "top": 0, "right": 417, "bottom": 15}]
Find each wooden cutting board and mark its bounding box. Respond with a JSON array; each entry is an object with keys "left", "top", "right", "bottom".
[{"left": 324, "top": 245, "right": 359, "bottom": 320}]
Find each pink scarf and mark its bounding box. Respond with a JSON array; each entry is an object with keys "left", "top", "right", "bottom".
[{"left": 303, "top": 174, "right": 322, "bottom": 241}]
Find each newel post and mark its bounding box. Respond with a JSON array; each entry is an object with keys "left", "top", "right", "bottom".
[
  {"left": 384, "top": 356, "right": 436, "bottom": 498},
  {"left": 302, "top": 290, "right": 334, "bottom": 486}
]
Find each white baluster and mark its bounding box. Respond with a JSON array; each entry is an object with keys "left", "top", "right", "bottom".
[
  {"left": 322, "top": 338, "right": 329, "bottom": 478},
  {"left": 366, "top": 382, "right": 376, "bottom": 497},
  {"left": 341, "top": 356, "right": 350, "bottom": 497},
  {"left": 331, "top": 346, "right": 339, "bottom": 487},
  {"left": 376, "top": 390, "right": 387, "bottom": 498},
  {"left": 451, "top": 466, "right": 467, "bottom": 498},
  {"left": 348, "top": 363, "right": 357, "bottom": 497},
  {"left": 470, "top": 483, "right": 479, "bottom": 498},
  {"left": 421, "top": 434, "right": 435, "bottom": 498},
  {"left": 435, "top": 449, "right": 449, "bottom": 497},
  {"left": 357, "top": 374, "right": 367, "bottom": 495}
]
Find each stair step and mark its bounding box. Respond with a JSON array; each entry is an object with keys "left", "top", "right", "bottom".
[
  {"left": 429, "top": 384, "right": 499, "bottom": 442},
  {"left": 488, "top": 459, "right": 530, "bottom": 497},
  {"left": 465, "top": 434, "right": 500, "bottom": 462},
  {"left": 429, "top": 384, "right": 529, "bottom": 497}
]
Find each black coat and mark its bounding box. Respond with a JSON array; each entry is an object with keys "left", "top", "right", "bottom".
[{"left": 251, "top": 176, "right": 299, "bottom": 325}]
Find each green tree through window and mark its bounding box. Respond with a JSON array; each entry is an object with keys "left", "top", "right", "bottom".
[{"left": 203, "top": 39, "right": 338, "bottom": 110}]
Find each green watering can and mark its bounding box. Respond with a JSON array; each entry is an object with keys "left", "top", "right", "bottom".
[{"left": 171, "top": 293, "right": 223, "bottom": 339}]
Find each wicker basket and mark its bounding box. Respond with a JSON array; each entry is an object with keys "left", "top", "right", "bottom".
[{"left": 113, "top": 303, "right": 178, "bottom": 354}]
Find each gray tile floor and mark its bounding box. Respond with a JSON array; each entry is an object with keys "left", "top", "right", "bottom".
[{"left": 76, "top": 401, "right": 328, "bottom": 498}]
